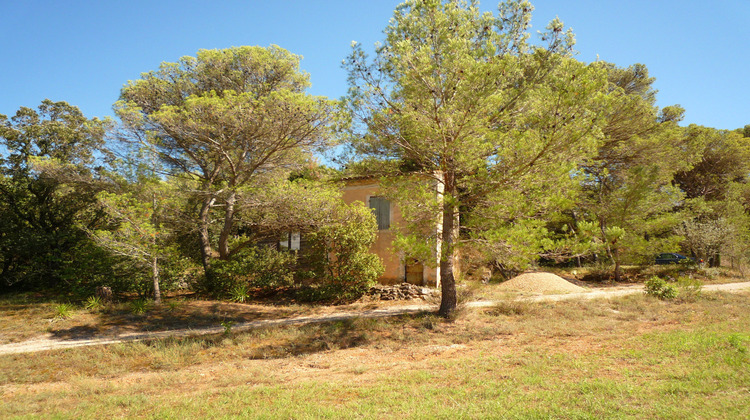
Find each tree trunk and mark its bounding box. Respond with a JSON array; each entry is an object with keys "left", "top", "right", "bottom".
[
  {"left": 613, "top": 248, "right": 621, "bottom": 282},
  {"left": 709, "top": 253, "right": 720, "bottom": 268},
  {"left": 152, "top": 256, "right": 161, "bottom": 304},
  {"left": 218, "top": 191, "right": 236, "bottom": 259},
  {"left": 151, "top": 191, "right": 161, "bottom": 304},
  {"left": 198, "top": 195, "right": 216, "bottom": 276},
  {"left": 438, "top": 173, "right": 458, "bottom": 318}
]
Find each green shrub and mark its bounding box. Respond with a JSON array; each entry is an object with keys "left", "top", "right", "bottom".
[
  {"left": 165, "top": 300, "right": 182, "bottom": 312},
  {"left": 229, "top": 283, "right": 250, "bottom": 303},
  {"left": 645, "top": 276, "right": 677, "bottom": 300},
  {"left": 196, "top": 246, "right": 296, "bottom": 299},
  {"left": 220, "top": 320, "right": 234, "bottom": 336},
  {"left": 84, "top": 295, "right": 105, "bottom": 311},
  {"left": 130, "top": 299, "right": 150, "bottom": 315},
  {"left": 302, "top": 203, "right": 384, "bottom": 301},
  {"left": 677, "top": 257, "right": 698, "bottom": 268},
  {"left": 53, "top": 303, "right": 75, "bottom": 319},
  {"left": 296, "top": 283, "right": 368, "bottom": 303},
  {"left": 195, "top": 197, "right": 382, "bottom": 303}
]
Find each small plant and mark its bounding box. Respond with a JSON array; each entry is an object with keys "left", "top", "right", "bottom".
[
  {"left": 221, "top": 320, "right": 234, "bottom": 336},
  {"left": 84, "top": 296, "right": 105, "bottom": 311},
  {"left": 53, "top": 303, "right": 75, "bottom": 319},
  {"left": 165, "top": 300, "right": 182, "bottom": 312},
  {"left": 645, "top": 276, "right": 677, "bottom": 300},
  {"left": 728, "top": 333, "right": 747, "bottom": 354},
  {"left": 130, "top": 299, "right": 150, "bottom": 315},
  {"left": 229, "top": 283, "right": 250, "bottom": 303}
]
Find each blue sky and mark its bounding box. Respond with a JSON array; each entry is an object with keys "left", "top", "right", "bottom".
[{"left": 1, "top": 0, "right": 748, "bottom": 130}]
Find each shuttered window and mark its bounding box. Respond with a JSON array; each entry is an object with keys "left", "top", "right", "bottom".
[{"left": 369, "top": 196, "right": 390, "bottom": 230}]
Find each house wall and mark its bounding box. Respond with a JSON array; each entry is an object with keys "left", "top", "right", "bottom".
[{"left": 341, "top": 178, "right": 439, "bottom": 286}]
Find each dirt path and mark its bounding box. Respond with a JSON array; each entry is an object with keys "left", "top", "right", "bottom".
[{"left": 2, "top": 282, "right": 748, "bottom": 355}]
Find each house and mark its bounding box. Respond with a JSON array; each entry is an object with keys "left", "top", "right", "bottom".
[{"left": 341, "top": 176, "right": 453, "bottom": 287}]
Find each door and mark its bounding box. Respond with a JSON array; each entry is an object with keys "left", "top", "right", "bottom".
[{"left": 405, "top": 259, "right": 424, "bottom": 285}]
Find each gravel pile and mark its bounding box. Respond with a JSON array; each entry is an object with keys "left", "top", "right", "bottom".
[{"left": 499, "top": 272, "right": 586, "bottom": 294}]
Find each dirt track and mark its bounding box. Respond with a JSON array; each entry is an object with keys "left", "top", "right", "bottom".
[{"left": 2, "top": 282, "right": 748, "bottom": 355}]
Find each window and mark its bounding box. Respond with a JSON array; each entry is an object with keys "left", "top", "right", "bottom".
[
  {"left": 280, "top": 232, "right": 300, "bottom": 250},
  {"left": 369, "top": 196, "right": 390, "bottom": 230}
]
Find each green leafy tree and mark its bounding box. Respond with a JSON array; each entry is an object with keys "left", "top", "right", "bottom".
[
  {"left": 710, "top": 183, "right": 750, "bottom": 269},
  {"left": 240, "top": 176, "right": 384, "bottom": 290},
  {"left": 116, "top": 46, "right": 335, "bottom": 281},
  {"left": 0, "top": 100, "right": 112, "bottom": 291},
  {"left": 674, "top": 126, "right": 750, "bottom": 267},
  {"left": 674, "top": 126, "right": 750, "bottom": 202},
  {"left": 574, "top": 64, "right": 701, "bottom": 280},
  {"left": 89, "top": 181, "right": 181, "bottom": 303},
  {"left": 344, "top": 0, "right": 605, "bottom": 316}
]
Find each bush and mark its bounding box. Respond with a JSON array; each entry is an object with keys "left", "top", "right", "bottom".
[
  {"left": 645, "top": 276, "right": 677, "bottom": 300},
  {"left": 196, "top": 246, "right": 296, "bottom": 299},
  {"left": 302, "top": 203, "right": 384, "bottom": 301},
  {"left": 229, "top": 283, "right": 250, "bottom": 303}
]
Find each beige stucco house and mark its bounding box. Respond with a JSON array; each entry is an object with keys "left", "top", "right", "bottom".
[{"left": 341, "top": 176, "right": 448, "bottom": 286}]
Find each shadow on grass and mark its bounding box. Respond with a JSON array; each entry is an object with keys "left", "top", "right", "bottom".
[
  {"left": 247, "top": 319, "right": 372, "bottom": 358},
  {"left": 108, "top": 317, "right": 377, "bottom": 361},
  {"left": 114, "top": 311, "right": 440, "bottom": 362},
  {"left": 49, "top": 325, "right": 103, "bottom": 340},
  {"left": 47, "top": 300, "right": 309, "bottom": 340}
]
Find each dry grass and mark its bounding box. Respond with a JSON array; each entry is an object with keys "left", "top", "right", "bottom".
[
  {"left": 3, "top": 265, "right": 744, "bottom": 346},
  {"left": 1, "top": 290, "right": 749, "bottom": 418},
  {"left": 0, "top": 293, "right": 416, "bottom": 345}
]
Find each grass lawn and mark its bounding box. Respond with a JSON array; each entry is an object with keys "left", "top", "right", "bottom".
[{"left": 1, "top": 287, "right": 748, "bottom": 418}]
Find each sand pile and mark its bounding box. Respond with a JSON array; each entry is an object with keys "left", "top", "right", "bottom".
[{"left": 499, "top": 272, "right": 586, "bottom": 294}]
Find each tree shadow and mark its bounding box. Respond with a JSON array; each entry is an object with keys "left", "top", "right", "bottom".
[
  {"left": 49, "top": 325, "right": 104, "bottom": 340},
  {"left": 46, "top": 300, "right": 309, "bottom": 339},
  {"left": 246, "top": 319, "right": 372, "bottom": 359}
]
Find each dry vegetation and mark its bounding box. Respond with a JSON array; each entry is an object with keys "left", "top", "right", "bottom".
[
  {"left": 0, "top": 293, "right": 419, "bottom": 345},
  {"left": 1, "top": 284, "right": 749, "bottom": 418}
]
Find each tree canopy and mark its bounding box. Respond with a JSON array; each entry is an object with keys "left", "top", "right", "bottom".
[
  {"left": 117, "top": 46, "right": 336, "bottom": 274},
  {"left": 344, "top": 0, "right": 607, "bottom": 316},
  {"left": 0, "top": 100, "right": 112, "bottom": 291}
]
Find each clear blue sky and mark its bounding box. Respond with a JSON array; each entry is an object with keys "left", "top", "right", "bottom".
[{"left": 1, "top": 0, "right": 748, "bottom": 130}]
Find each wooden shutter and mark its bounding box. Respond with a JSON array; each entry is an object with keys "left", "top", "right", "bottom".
[{"left": 369, "top": 196, "right": 390, "bottom": 230}]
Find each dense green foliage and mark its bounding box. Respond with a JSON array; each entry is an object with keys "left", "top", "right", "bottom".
[
  {"left": 198, "top": 246, "right": 297, "bottom": 298},
  {"left": 301, "top": 201, "right": 383, "bottom": 300},
  {"left": 0, "top": 100, "right": 116, "bottom": 294},
  {"left": 2, "top": 1, "right": 750, "bottom": 303},
  {"left": 644, "top": 276, "right": 677, "bottom": 300}
]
